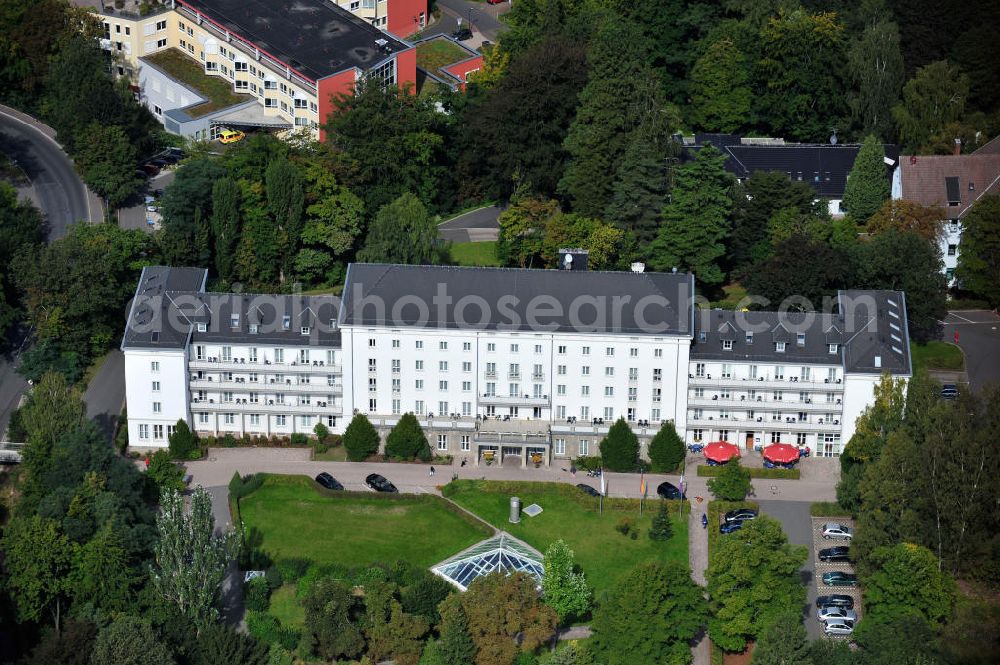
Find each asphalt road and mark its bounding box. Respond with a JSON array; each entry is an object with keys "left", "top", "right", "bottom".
[
  {"left": 421, "top": 0, "right": 509, "bottom": 43},
  {"left": 438, "top": 205, "right": 502, "bottom": 242},
  {"left": 0, "top": 106, "right": 95, "bottom": 238},
  {"left": 941, "top": 310, "right": 1000, "bottom": 390},
  {"left": 83, "top": 350, "right": 126, "bottom": 442},
  {"left": 756, "top": 500, "right": 820, "bottom": 639}
]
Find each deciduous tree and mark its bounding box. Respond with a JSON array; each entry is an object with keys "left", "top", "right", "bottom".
[
  {"left": 210, "top": 177, "right": 241, "bottom": 281},
  {"left": 151, "top": 488, "right": 240, "bottom": 628},
  {"left": 707, "top": 459, "right": 753, "bottom": 501},
  {"left": 302, "top": 577, "right": 365, "bottom": 661},
  {"left": 745, "top": 235, "right": 852, "bottom": 309},
  {"left": 74, "top": 124, "right": 141, "bottom": 210},
  {"left": 707, "top": 517, "right": 807, "bottom": 652},
  {"left": 862, "top": 543, "right": 955, "bottom": 626},
  {"left": 90, "top": 615, "right": 175, "bottom": 665},
  {"left": 688, "top": 38, "right": 752, "bottom": 133},
  {"left": 955, "top": 195, "right": 1000, "bottom": 307},
  {"left": 751, "top": 611, "right": 810, "bottom": 665},
  {"left": 892, "top": 61, "right": 970, "bottom": 153},
  {"left": 541, "top": 540, "right": 591, "bottom": 623},
  {"left": 867, "top": 200, "right": 944, "bottom": 244},
  {"left": 848, "top": 18, "right": 904, "bottom": 140},
  {"left": 590, "top": 561, "right": 706, "bottom": 665},
  {"left": 0, "top": 514, "right": 74, "bottom": 633},
  {"left": 358, "top": 193, "right": 446, "bottom": 265}
]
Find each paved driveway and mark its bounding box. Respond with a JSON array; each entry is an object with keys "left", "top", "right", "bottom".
[
  {"left": 941, "top": 310, "right": 1000, "bottom": 390},
  {"left": 83, "top": 350, "right": 126, "bottom": 442},
  {"left": 438, "top": 205, "right": 502, "bottom": 242},
  {"left": 756, "top": 500, "right": 819, "bottom": 637}
]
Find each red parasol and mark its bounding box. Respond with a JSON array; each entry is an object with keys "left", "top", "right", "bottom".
[
  {"left": 703, "top": 440, "right": 740, "bottom": 463},
  {"left": 763, "top": 443, "right": 801, "bottom": 464}
]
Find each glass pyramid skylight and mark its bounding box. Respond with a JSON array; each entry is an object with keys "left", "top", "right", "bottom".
[{"left": 431, "top": 532, "right": 544, "bottom": 591}]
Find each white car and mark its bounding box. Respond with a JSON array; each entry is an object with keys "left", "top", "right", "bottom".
[
  {"left": 824, "top": 621, "right": 855, "bottom": 636},
  {"left": 822, "top": 523, "right": 853, "bottom": 540},
  {"left": 816, "top": 606, "right": 857, "bottom": 623}
]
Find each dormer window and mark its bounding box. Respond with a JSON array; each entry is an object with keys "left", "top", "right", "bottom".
[
  {"left": 301, "top": 326, "right": 310, "bottom": 335},
  {"left": 796, "top": 333, "right": 806, "bottom": 346},
  {"left": 874, "top": 355, "right": 882, "bottom": 368},
  {"left": 745, "top": 332, "right": 753, "bottom": 344},
  {"left": 196, "top": 323, "right": 207, "bottom": 332},
  {"left": 282, "top": 315, "right": 291, "bottom": 330},
  {"left": 722, "top": 339, "right": 733, "bottom": 350},
  {"left": 828, "top": 343, "right": 838, "bottom": 354},
  {"left": 698, "top": 331, "right": 707, "bottom": 342},
  {"left": 230, "top": 314, "right": 239, "bottom": 328},
  {"left": 249, "top": 323, "right": 259, "bottom": 334},
  {"left": 775, "top": 341, "right": 786, "bottom": 353}
]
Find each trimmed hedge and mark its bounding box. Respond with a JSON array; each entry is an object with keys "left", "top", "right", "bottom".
[
  {"left": 697, "top": 465, "right": 800, "bottom": 480},
  {"left": 810, "top": 501, "right": 851, "bottom": 517},
  {"left": 441, "top": 479, "right": 689, "bottom": 515}
]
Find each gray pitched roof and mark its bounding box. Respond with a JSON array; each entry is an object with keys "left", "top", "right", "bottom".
[
  {"left": 690, "top": 290, "right": 912, "bottom": 376},
  {"left": 339, "top": 263, "right": 695, "bottom": 337},
  {"left": 121, "top": 266, "right": 341, "bottom": 350}
]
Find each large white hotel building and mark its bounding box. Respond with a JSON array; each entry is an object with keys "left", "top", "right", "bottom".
[{"left": 122, "top": 259, "right": 911, "bottom": 464}]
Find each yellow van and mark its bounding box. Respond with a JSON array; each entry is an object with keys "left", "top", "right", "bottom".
[{"left": 218, "top": 128, "right": 245, "bottom": 144}]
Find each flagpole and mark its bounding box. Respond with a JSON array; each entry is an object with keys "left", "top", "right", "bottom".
[
  {"left": 639, "top": 471, "right": 645, "bottom": 516},
  {"left": 600, "top": 468, "right": 606, "bottom": 515}
]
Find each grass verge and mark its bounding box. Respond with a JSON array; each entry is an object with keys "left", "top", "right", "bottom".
[
  {"left": 450, "top": 240, "right": 500, "bottom": 267},
  {"left": 311, "top": 445, "right": 349, "bottom": 462},
  {"left": 910, "top": 340, "right": 965, "bottom": 373},
  {"left": 697, "top": 465, "right": 800, "bottom": 480},
  {"left": 810, "top": 501, "right": 851, "bottom": 518},
  {"left": 443, "top": 480, "right": 688, "bottom": 594},
  {"left": 238, "top": 474, "right": 491, "bottom": 569},
  {"left": 267, "top": 584, "right": 305, "bottom": 631}
]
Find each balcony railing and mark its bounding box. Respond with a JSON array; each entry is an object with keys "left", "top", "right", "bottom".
[
  {"left": 479, "top": 394, "right": 549, "bottom": 407},
  {"left": 191, "top": 399, "right": 340, "bottom": 414},
  {"left": 688, "top": 375, "right": 843, "bottom": 390},
  {"left": 189, "top": 357, "right": 341, "bottom": 373},
  {"left": 189, "top": 378, "right": 342, "bottom": 394},
  {"left": 687, "top": 416, "right": 842, "bottom": 432},
  {"left": 687, "top": 396, "right": 842, "bottom": 411}
]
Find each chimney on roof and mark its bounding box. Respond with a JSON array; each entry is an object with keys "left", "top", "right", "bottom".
[
  {"left": 954, "top": 138, "right": 962, "bottom": 156},
  {"left": 558, "top": 249, "right": 588, "bottom": 271}
]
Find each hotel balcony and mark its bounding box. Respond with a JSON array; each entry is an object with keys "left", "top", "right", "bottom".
[
  {"left": 191, "top": 398, "right": 341, "bottom": 414},
  {"left": 687, "top": 375, "right": 843, "bottom": 391},
  {"left": 190, "top": 378, "right": 343, "bottom": 394},
  {"left": 687, "top": 415, "right": 842, "bottom": 432},
  {"left": 687, "top": 396, "right": 842, "bottom": 411},
  {"left": 479, "top": 393, "right": 549, "bottom": 407},
  {"left": 189, "top": 357, "right": 341, "bottom": 373}
]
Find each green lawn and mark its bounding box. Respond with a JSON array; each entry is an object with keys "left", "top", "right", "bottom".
[
  {"left": 444, "top": 480, "right": 688, "bottom": 594},
  {"left": 910, "top": 341, "right": 965, "bottom": 372},
  {"left": 143, "top": 48, "right": 252, "bottom": 118},
  {"left": 311, "top": 445, "right": 349, "bottom": 461},
  {"left": 708, "top": 283, "right": 749, "bottom": 309},
  {"left": 450, "top": 241, "right": 500, "bottom": 267},
  {"left": 239, "top": 475, "right": 491, "bottom": 568},
  {"left": 268, "top": 584, "right": 305, "bottom": 630}
]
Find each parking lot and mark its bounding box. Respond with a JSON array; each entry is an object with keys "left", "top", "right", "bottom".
[{"left": 811, "top": 516, "right": 860, "bottom": 639}]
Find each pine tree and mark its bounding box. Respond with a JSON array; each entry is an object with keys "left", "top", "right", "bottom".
[
  {"left": 385, "top": 413, "right": 431, "bottom": 461},
  {"left": 604, "top": 127, "right": 669, "bottom": 244},
  {"left": 649, "top": 145, "right": 733, "bottom": 285},
  {"left": 437, "top": 597, "right": 476, "bottom": 665},
  {"left": 648, "top": 501, "right": 673, "bottom": 541},
  {"left": 647, "top": 421, "right": 685, "bottom": 473},
  {"left": 168, "top": 419, "right": 198, "bottom": 460},
  {"left": 559, "top": 19, "right": 664, "bottom": 217},
  {"left": 343, "top": 413, "right": 381, "bottom": 462},
  {"left": 598, "top": 418, "right": 640, "bottom": 472},
  {"left": 842, "top": 134, "right": 890, "bottom": 223},
  {"left": 210, "top": 177, "right": 241, "bottom": 280}
]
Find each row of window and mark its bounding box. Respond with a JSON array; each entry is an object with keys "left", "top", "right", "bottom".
[
  {"left": 691, "top": 409, "right": 839, "bottom": 422},
  {"left": 693, "top": 363, "right": 839, "bottom": 382},
  {"left": 691, "top": 388, "right": 842, "bottom": 403},
  {"left": 195, "top": 412, "right": 336, "bottom": 428},
  {"left": 370, "top": 338, "right": 663, "bottom": 359},
  {"left": 137, "top": 423, "right": 175, "bottom": 440},
  {"left": 194, "top": 346, "right": 337, "bottom": 365}
]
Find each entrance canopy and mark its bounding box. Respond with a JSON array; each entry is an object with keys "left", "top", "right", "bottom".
[{"left": 431, "top": 532, "right": 544, "bottom": 591}]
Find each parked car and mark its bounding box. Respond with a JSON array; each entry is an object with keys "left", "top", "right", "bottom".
[
  {"left": 452, "top": 27, "right": 472, "bottom": 41},
  {"left": 135, "top": 169, "right": 148, "bottom": 180},
  {"left": 158, "top": 153, "right": 179, "bottom": 164},
  {"left": 719, "top": 520, "right": 744, "bottom": 534},
  {"left": 822, "top": 571, "right": 858, "bottom": 587},
  {"left": 315, "top": 472, "right": 344, "bottom": 491},
  {"left": 149, "top": 158, "right": 168, "bottom": 168},
  {"left": 816, "top": 606, "right": 858, "bottom": 623},
  {"left": 823, "top": 621, "right": 855, "bottom": 636},
  {"left": 141, "top": 163, "right": 160, "bottom": 176},
  {"left": 724, "top": 508, "right": 758, "bottom": 523},
  {"left": 218, "top": 128, "right": 245, "bottom": 144},
  {"left": 822, "top": 523, "right": 853, "bottom": 540},
  {"left": 816, "top": 594, "right": 855, "bottom": 609},
  {"left": 941, "top": 384, "right": 958, "bottom": 400},
  {"left": 818, "top": 546, "right": 851, "bottom": 562},
  {"left": 656, "top": 481, "right": 684, "bottom": 500},
  {"left": 365, "top": 473, "right": 398, "bottom": 493},
  {"left": 576, "top": 483, "right": 600, "bottom": 497}
]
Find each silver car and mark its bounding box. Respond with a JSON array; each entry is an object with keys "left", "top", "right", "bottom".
[
  {"left": 817, "top": 606, "right": 858, "bottom": 623},
  {"left": 822, "top": 523, "right": 853, "bottom": 540},
  {"left": 824, "top": 621, "right": 855, "bottom": 636}
]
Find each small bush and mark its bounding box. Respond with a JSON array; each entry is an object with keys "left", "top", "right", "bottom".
[
  {"left": 290, "top": 433, "right": 308, "bottom": 446},
  {"left": 229, "top": 472, "right": 265, "bottom": 500},
  {"left": 440, "top": 482, "right": 459, "bottom": 498},
  {"left": 313, "top": 422, "right": 330, "bottom": 442},
  {"left": 265, "top": 565, "right": 284, "bottom": 591},
  {"left": 244, "top": 576, "right": 271, "bottom": 612},
  {"left": 245, "top": 611, "right": 298, "bottom": 650},
  {"left": 573, "top": 455, "right": 602, "bottom": 472},
  {"left": 275, "top": 558, "right": 311, "bottom": 583},
  {"left": 220, "top": 433, "right": 237, "bottom": 447},
  {"left": 698, "top": 465, "right": 800, "bottom": 479},
  {"left": 615, "top": 517, "right": 634, "bottom": 536}
]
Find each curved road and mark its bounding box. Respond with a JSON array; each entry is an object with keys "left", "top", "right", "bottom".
[{"left": 0, "top": 105, "right": 95, "bottom": 239}]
